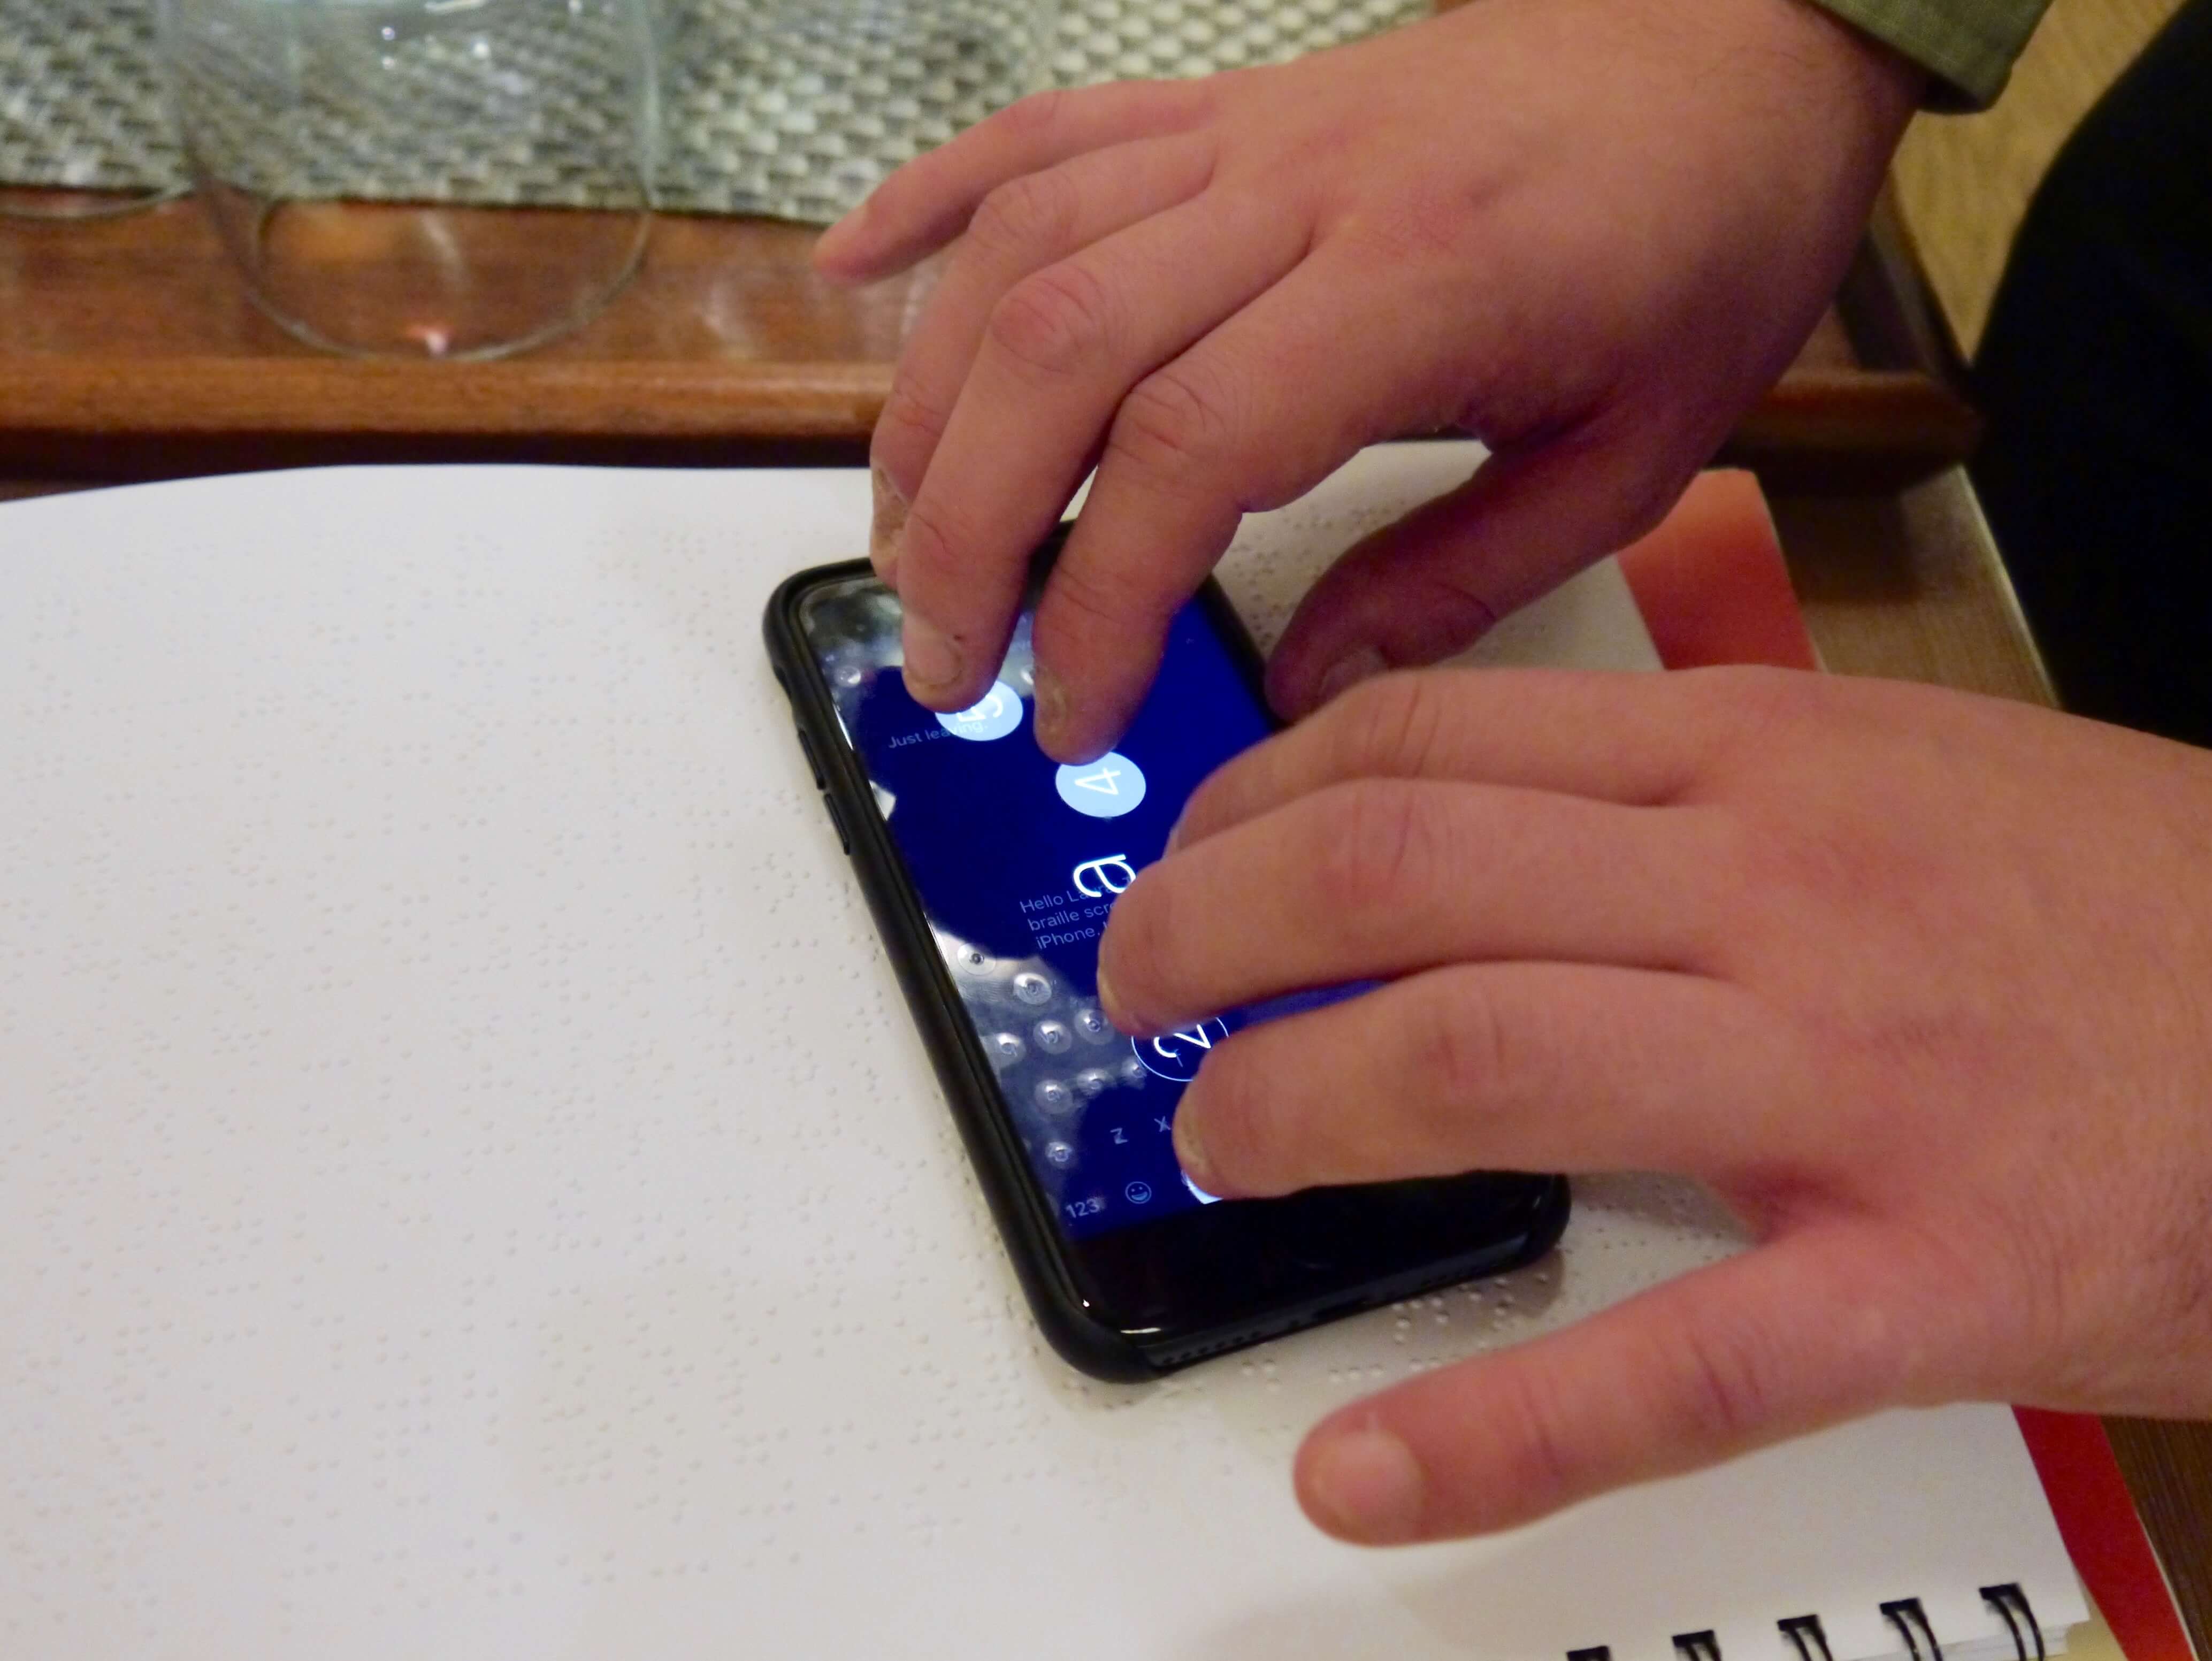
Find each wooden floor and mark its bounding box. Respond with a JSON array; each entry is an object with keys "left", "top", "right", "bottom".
[{"left": 1891, "top": 0, "right": 2183, "bottom": 354}]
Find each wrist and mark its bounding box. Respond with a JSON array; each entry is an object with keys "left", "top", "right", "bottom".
[
  {"left": 1795, "top": 0, "right": 2052, "bottom": 108},
  {"left": 1728, "top": 0, "right": 1930, "bottom": 132}
]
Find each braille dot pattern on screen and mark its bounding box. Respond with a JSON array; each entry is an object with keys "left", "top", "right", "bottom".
[{"left": 0, "top": 458, "right": 1715, "bottom": 1656}]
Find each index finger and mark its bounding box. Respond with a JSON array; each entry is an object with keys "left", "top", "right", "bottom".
[
  {"left": 1170, "top": 668, "right": 1717, "bottom": 852},
  {"left": 813, "top": 80, "right": 1215, "bottom": 282}
]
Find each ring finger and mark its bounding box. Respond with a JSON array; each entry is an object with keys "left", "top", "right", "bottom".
[
  {"left": 870, "top": 133, "right": 1222, "bottom": 526},
  {"left": 1170, "top": 960, "right": 1807, "bottom": 1198}
]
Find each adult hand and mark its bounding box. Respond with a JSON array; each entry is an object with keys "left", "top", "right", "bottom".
[
  {"left": 1095, "top": 668, "right": 2212, "bottom": 1543},
  {"left": 814, "top": 0, "right": 1919, "bottom": 761}
]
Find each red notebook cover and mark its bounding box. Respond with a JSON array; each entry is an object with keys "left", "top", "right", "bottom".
[{"left": 1615, "top": 471, "right": 2193, "bottom": 1661}]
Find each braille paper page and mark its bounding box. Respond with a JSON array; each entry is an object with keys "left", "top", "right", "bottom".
[{"left": 0, "top": 448, "right": 2082, "bottom": 1659}]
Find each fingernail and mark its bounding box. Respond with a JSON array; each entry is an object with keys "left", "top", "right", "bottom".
[
  {"left": 1170, "top": 1103, "right": 1216, "bottom": 1193},
  {"left": 870, "top": 464, "right": 908, "bottom": 585},
  {"left": 902, "top": 613, "right": 962, "bottom": 695},
  {"left": 1032, "top": 664, "right": 1072, "bottom": 751},
  {"left": 1314, "top": 646, "right": 1388, "bottom": 708},
  {"left": 1304, "top": 1425, "right": 1427, "bottom": 1544},
  {"left": 1094, "top": 964, "right": 1132, "bottom": 1032}
]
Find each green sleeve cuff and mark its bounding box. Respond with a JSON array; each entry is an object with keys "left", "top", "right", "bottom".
[{"left": 1809, "top": 0, "right": 2054, "bottom": 108}]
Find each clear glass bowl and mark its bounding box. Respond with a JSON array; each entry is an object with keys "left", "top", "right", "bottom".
[{"left": 161, "top": 0, "right": 656, "bottom": 359}]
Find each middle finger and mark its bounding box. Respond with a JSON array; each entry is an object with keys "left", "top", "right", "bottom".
[
  {"left": 1098, "top": 778, "right": 1728, "bottom": 1035},
  {"left": 893, "top": 184, "right": 1311, "bottom": 711}
]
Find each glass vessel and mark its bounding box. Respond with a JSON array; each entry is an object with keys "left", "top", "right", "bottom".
[{"left": 161, "top": 0, "right": 656, "bottom": 359}]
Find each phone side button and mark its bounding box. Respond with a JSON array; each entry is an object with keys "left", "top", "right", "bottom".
[
  {"left": 822, "top": 794, "right": 853, "bottom": 855},
  {"left": 795, "top": 726, "right": 827, "bottom": 789}
]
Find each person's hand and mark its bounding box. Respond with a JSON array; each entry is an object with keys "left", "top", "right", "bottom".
[
  {"left": 1094, "top": 668, "right": 2212, "bottom": 1543},
  {"left": 813, "top": 0, "right": 1920, "bottom": 761}
]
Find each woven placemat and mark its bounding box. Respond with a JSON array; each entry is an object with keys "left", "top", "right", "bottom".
[{"left": 0, "top": 0, "right": 1422, "bottom": 222}]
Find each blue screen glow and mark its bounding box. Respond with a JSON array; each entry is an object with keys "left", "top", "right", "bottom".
[{"left": 800, "top": 580, "right": 1283, "bottom": 1241}]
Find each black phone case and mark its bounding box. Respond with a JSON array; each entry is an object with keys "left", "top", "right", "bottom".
[{"left": 763, "top": 557, "right": 1567, "bottom": 1381}]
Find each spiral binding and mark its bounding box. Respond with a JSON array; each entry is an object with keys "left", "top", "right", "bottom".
[
  {"left": 1781, "top": 1616, "right": 1836, "bottom": 1661},
  {"left": 1882, "top": 1598, "right": 1946, "bottom": 1661},
  {"left": 1562, "top": 1584, "right": 2047, "bottom": 1661},
  {"left": 1983, "top": 1585, "right": 2047, "bottom": 1661}
]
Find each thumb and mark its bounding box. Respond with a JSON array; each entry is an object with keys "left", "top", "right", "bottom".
[
  {"left": 1265, "top": 430, "right": 1688, "bottom": 720},
  {"left": 1292, "top": 1226, "right": 1958, "bottom": 1544}
]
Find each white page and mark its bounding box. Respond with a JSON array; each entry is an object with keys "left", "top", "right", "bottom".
[{"left": 0, "top": 450, "right": 2081, "bottom": 1660}]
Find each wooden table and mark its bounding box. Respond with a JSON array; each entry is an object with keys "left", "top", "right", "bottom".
[
  {"left": 1, "top": 193, "right": 2205, "bottom": 1650},
  {"left": 0, "top": 192, "right": 1981, "bottom": 483}
]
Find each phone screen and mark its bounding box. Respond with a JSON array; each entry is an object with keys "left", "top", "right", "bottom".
[{"left": 797, "top": 575, "right": 1307, "bottom": 1243}]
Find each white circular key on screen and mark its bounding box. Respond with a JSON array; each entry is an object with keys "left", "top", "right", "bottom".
[
  {"left": 1054, "top": 752, "right": 1146, "bottom": 818},
  {"left": 936, "top": 681, "right": 1022, "bottom": 742},
  {"left": 1134, "top": 1018, "right": 1230, "bottom": 1083}
]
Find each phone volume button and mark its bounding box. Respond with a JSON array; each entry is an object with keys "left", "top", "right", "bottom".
[
  {"left": 821, "top": 794, "right": 852, "bottom": 855},
  {"left": 794, "top": 726, "right": 827, "bottom": 789}
]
